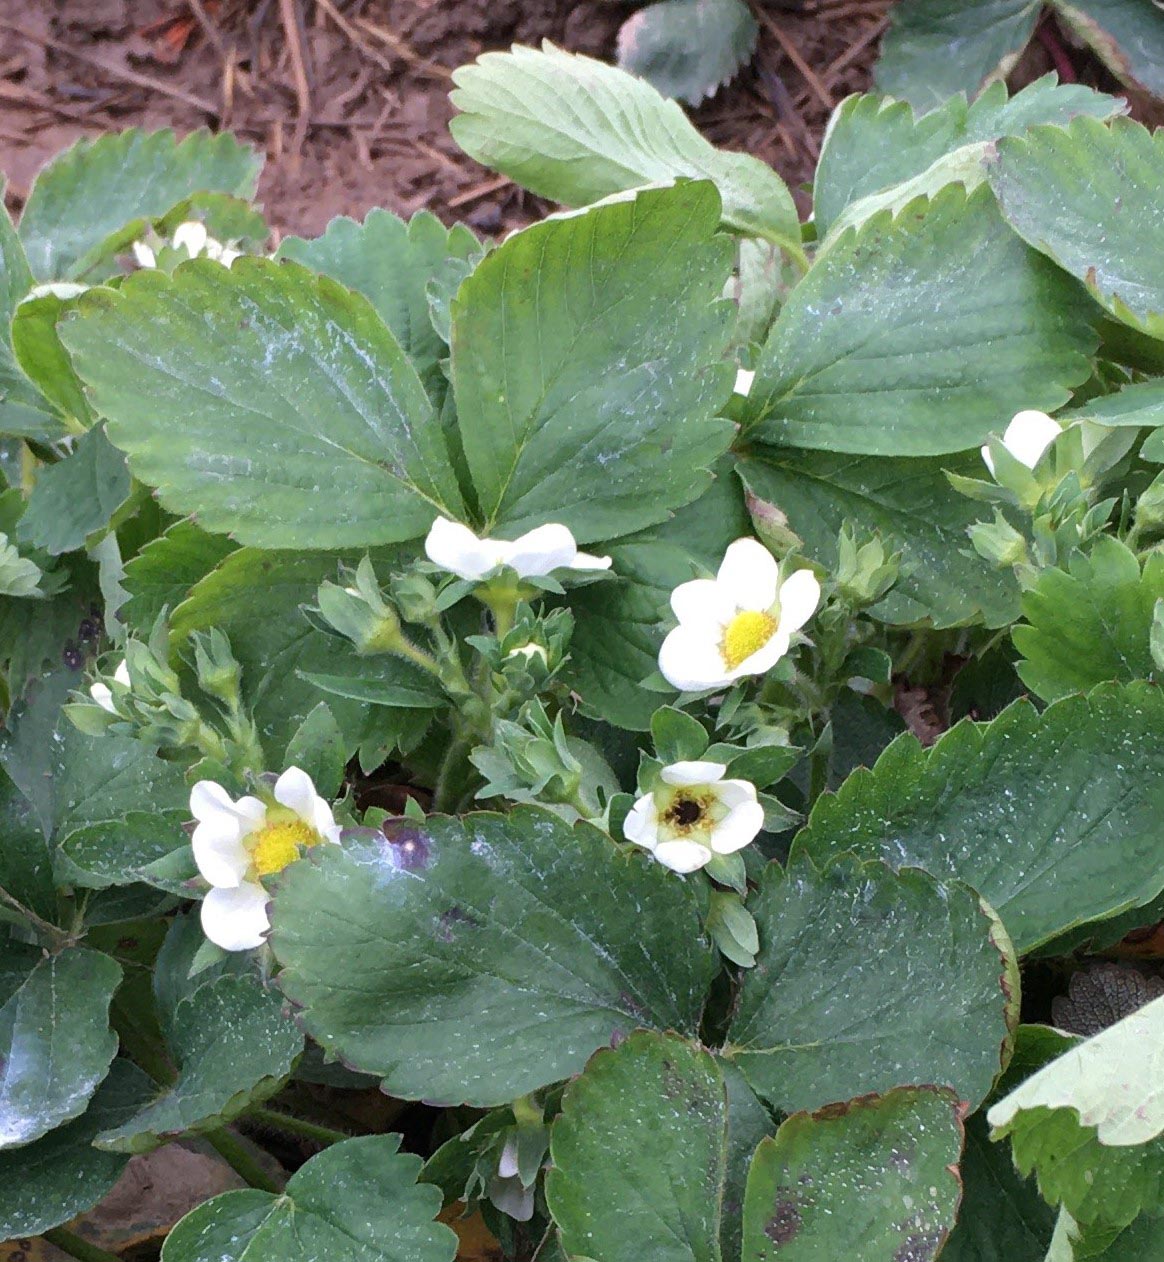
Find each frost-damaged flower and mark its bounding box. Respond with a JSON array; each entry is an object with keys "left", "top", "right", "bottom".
[
  {"left": 981, "top": 409, "right": 1061, "bottom": 476},
  {"left": 624, "top": 760, "right": 763, "bottom": 873},
  {"left": 90, "top": 660, "right": 130, "bottom": 714},
  {"left": 133, "top": 220, "right": 242, "bottom": 270},
  {"left": 191, "top": 767, "right": 340, "bottom": 951},
  {"left": 424, "top": 517, "right": 611, "bottom": 582},
  {"left": 659, "top": 538, "right": 820, "bottom": 692}
]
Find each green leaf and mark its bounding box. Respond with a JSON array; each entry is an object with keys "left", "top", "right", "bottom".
[
  {"left": 1048, "top": 1208, "right": 1164, "bottom": 1260},
  {"left": 1013, "top": 536, "right": 1163, "bottom": 701},
  {"left": 0, "top": 943, "right": 121, "bottom": 1149},
  {"left": 449, "top": 42, "right": 801, "bottom": 248},
  {"left": 989, "top": 993, "right": 1164, "bottom": 1228},
  {"left": 792, "top": 683, "right": 1164, "bottom": 952},
  {"left": 725, "top": 856, "right": 1016, "bottom": 1115},
  {"left": 270, "top": 808, "right": 717, "bottom": 1106},
  {"left": 740, "top": 185, "right": 1094, "bottom": 456},
  {"left": 813, "top": 76, "right": 1125, "bottom": 237},
  {"left": 615, "top": 0, "right": 758, "bottom": 107},
  {"left": 160, "top": 1134, "right": 457, "bottom": 1262},
  {"left": 284, "top": 702, "right": 346, "bottom": 798},
  {"left": 1051, "top": 0, "right": 1164, "bottom": 99},
  {"left": 740, "top": 1087, "right": 965, "bottom": 1262},
  {"left": 0, "top": 533, "right": 42, "bottom": 597},
  {"left": 10, "top": 287, "right": 93, "bottom": 426},
  {"left": 941, "top": 1110, "right": 1058, "bottom": 1262},
  {"left": 18, "top": 424, "right": 131, "bottom": 555},
  {"left": 874, "top": 0, "right": 1042, "bottom": 112},
  {"left": 737, "top": 449, "right": 1020, "bottom": 628},
  {"left": 276, "top": 210, "right": 480, "bottom": 400},
  {"left": 651, "top": 705, "right": 709, "bottom": 764},
  {"left": 61, "top": 258, "right": 462, "bottom": 549},
  {"left": 18, "top": 128, "right": 261, "bottom": 281},
  {"left": 0, "top": 766, "right": 55, "bottom": 922},
  {"left": 0, "top": 1058, "right": 154, "bottom": 1237},
  {"left": 451, "top": 182, "right": 734, "bottom": 541},
  {"left": 170, "top": 548, "right": 386, "bottom": 761},
  {"left": 120, "top": 519, "right": 239, "bottom": 633},
  {"left": 96, "top": 972, "right": 303, "bottom": 1153},
  {"left": 565, "top": 464, "right": 750, "bottom": 728},
  {"left": 988, "top": 117, "right": 1164, "bottom": 340},
  {"left": 547, "top": 1032, "right": 726, "bottom": 1262},
  {"left": 1074, "top": 378, "right": 1164, "bottom": 428}
]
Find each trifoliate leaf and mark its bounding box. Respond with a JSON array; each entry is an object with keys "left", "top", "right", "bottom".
[
  {"left": 989, "top": 117, "right": 1164, "bottom": 341},
  {"left": 160, "top": 1134, "right": 457, "bottom": 1262},
  {"left": 0, "top": 943, "right": 121, "bottom": 1150},
  {"left": 615, "top": 0, "right": 758, "bottom": 107},
  {"left": 60, "top": 258, "right": 463, "bottom": 549},
  {"left": 0, "top": 1058, "right": 153, "bottom": 1236},
  {"left": 740, "top": 1087, "right": 965, "bottom": 1262},
  {"left": 450, "top": 42, "right": 801, "bottom": 248},
  {"left": 1013, "top": 536, "right": 1164, "bottom": 701},
  {"left": 451, "top": 181, "right": 734, "bottom": 542},
  {"left": 737, "top": 448, "right": 1020, "bottom": 628},
  {"left": 740, "top": 185, "right": 1095, "bottom": 456},
  {"left": 18, "top": 128, "right": 261, "bottom": 280},
  {"left": 813, "top": 76, "right": 1125, "bottom": 237},
  {"left": 793, "top": 683, "right": 1164, "bottom": 952},
  {"left": 547, "top": 1032, "right": 727, "bottom": 1262},
  {"left": 725, "top": 856, "right": 1017, "bottom": 1115},
  {"left": 874, "top": 0, "right": 1042, "bottom": 112},
  {"left": 270, "top": 808, "right": 717, "bottom": 1106},
  {"left": 277, "top": 210, "right": 480, "bottom": 401},
  {"left": 1051, "top": 0, "right": 1164, "bottom": 99}
]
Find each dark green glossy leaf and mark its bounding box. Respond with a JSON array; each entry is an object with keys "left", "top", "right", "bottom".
[
  {"left": 1051, "top": 0, "right": 1164, "bottom": 99},
  {"left": 270, "top": 808, "right": 717, "bottom": 1106}
]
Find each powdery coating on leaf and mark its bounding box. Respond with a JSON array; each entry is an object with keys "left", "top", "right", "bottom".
[{"left": 989, "top": 991, "right": 1164, "bottom": 1146}]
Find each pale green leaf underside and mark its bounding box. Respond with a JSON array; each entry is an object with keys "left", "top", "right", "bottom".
[
  {"left": 742, "top": 184, "right": 1095, "bottom": 456},
  {"left": 793, "top": 683, "right": 1164, "bottom": 952},
  {"left": 727, "top": 857, "right": 1014, "bottom": 1115},
  {"left": 450, "top": 181, "right": 735, "bottom": 541},
  {"left": 741, "top": 1087, "right": 965, "bottom": 1262},
  {"left": 449, "top": 41, "right": 800, "bottom": 246},
  {"left": 270, "top": 808, "right": 717, "bottom": 1106},
  {"left": 60, "top": 257, "right": 462, "bottom": 549},
  {"left": 989, "top": 117, "right": 1164, "bottom": 341}
]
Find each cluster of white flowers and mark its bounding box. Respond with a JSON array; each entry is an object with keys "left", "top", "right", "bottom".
[{"left": 133, "top": 220, "right": 242, "bottom": 270}]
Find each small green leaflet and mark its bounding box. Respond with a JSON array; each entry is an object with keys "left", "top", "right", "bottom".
[
  {"left": 120, "top": 519, "right": 239, "bottom": 634},
  {"left": 740, "top": 1087, "right": 966, "bottom": 1262},
  {"left": 739, "top": 184, "right": 1095, "bottom": 456},
  {"left": 793, "top": 683, "right": 1164, "bottom": 953},
  {"left": 725, "top": 856, "right": 1016, "bottom": 1114},
  {"left": 160, "top": 1134, "right": 457, "bottom": 1262},
  {"left": 1052, "top": 0, "right": 1164, "bottom": 99},
  {"left": 449, "top": 42, "right": 801, "bottom": 248}
]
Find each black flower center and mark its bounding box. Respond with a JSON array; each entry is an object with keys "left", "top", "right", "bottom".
[{"left": 668, "top": 797, "right": 703, "bottom": 827}]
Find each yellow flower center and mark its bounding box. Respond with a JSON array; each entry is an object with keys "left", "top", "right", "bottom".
[
  {"left": 250, "top": 817, "right": 319, "bottom": 877},
  {"left": 721, "top": 610, "right": 778, "bottom": 670}
]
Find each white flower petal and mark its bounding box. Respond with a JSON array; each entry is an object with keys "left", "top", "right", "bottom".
[
  {"left": 776, "top": 569, "right": 821, "bottom": 635},
  {"left": 219, "top": 247, "right": 242, "bottom": 267},
  {"left": 113, "top": 660, "right": 131, "bottom": 687},
  {"left": 670, "top": 578, "right": 735, "bottom": 631},
  {"left": 313, "top": 798, "right": 341, "bottom": 844},
  {"left": 498, "top": 1135, "right": 520, "bottom": 1180},
  {"left": 710, "top": 799, "right": 765, "bottom": 854},
  {"left": 200, "top": 882, "right": 270, "bottom": 951},
  {"left": 653, "top": 839, "right": 713, "bottom": 874},
  {"left": 89, "top": 682, "right": 116, "bottom": 714},
  {"left": 273, "top": 766, "right": 319, "bottom": 821},
  {"left": 714, "top": 778, "right": 758, "bottom": 810},
  {"left": 132, "top": 241, "right": 157, "bottom": 269},
  {"left": 571, "top": 550, "right": 613, "bottom": 571},
  {"left": 980, "top": 444, "right": 997, "bottom": 477},
  {"left": 173, "top": 221, "right": 208, "bottom": 256},
  {"left": 425, "top": 517, "right": 503, "bottom": 580},
  {"left": 1003, "top": 409, "right": 1061, "bottom": 469},
  {"left": 190, "top": 780, "right": 242, "bottom": 825},
  {"left": 505, "top": 524, "right": 578, "bottom": 578},
  {"left": 727, "top": 625, "right": 792, "bottom": 682},
  {"left": 659, "top": 626, "right": 733, "bottom": 692},
  {"left": 734, "top": 367, "right": 755, "bottom": 397},
  {"left": 717, "top": 538, "right": 780, "bottom": 611},
  {"left": 623, "top": 795, "right": 659, "bottom": 848},
  {"left": 192, "top": 821, "right": 251, "bottom": 888},
  {"left": 660, "top": 760, "right": 726, "bottom": 787}
]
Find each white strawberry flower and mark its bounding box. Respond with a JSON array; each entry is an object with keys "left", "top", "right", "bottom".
[
  {"left": 89, "top": 660, "right": 131, "bottom": 714},
  {"left": 659, "top": 538, "right": 820, "bottom": 692},
  {"left": 981, "top": 410, "right": 1062, "bottom": 476},
  {"left": 131, "top": 240, "right": 157, "bottom": 269},
  {"left": 172, "top": 220, "right": 242, "bottom": 265},
  {"left": 190, "top": 767, "right": 340, "bottom": 952},
  {"left": 624, "top": 760, "right": 764, "bottom": 874},
  {"left": 424, "top": 517, "right": 611, "bottom": 582}
]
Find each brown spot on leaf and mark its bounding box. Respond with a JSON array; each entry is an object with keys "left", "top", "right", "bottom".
[
  {"left": 380, "top": 820, "right": 431, "bottom": 870},
  {"left": 893, "top": 1230, "right": 945, "bottom": 1262},
  {"left": 765, "top": 1198, "right": 803, "bottom": 1246}
]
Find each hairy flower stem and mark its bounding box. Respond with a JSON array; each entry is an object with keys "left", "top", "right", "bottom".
[
  {"left": 206, "top": 1126, "right": 285, "bottom": 1193},
  {"left": 43, "top": 1228, "right": 124, "bottom": 1262},
  {"left": 247, "top": 1105, "right": 351, "bottom": 1147}
]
